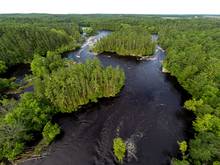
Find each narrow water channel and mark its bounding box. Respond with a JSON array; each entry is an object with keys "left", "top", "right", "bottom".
[{"left": 22, "top": 31, "right": 193, "bottom": 165}]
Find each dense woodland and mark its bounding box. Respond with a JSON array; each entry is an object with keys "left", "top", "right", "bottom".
[
  {"left": 0, "top": 16, "right": 83, "bottom": 94},
  {"left": 0, "top": 20, "right": 81, "bottom": 65},
  {"left": 0, "top": 14, "right": 219, "bottom": 164},
  {"left": 31, "top": 53, "right": 125, "bottom": 113},
  {"left": 158, "top": 21, "right": 220, "bottom": 165},
  {"left": 93, "top": 24, "right": 155, "bottom": 57}
]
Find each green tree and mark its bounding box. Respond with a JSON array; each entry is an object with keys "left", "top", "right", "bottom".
[
  {"left": 178, "top": 141, "right": 188, "bottom": 159},
  {"left": 113, "top": 137, "right": 126, "bottom": 164},
  {"left": 42, "top": 122, "right": 60, "bottom": 145}
]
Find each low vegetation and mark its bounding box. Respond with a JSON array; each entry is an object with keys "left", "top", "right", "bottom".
[
  {"left": 34, "top": 122, "right": 61, "bottom": 154},
  {"left": 113, "top": 137, "right": 126, "bottom": 164}
]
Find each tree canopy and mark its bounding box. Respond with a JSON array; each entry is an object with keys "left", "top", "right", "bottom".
[{"left": 93, "top": 25, "right": 155, "bottom": 57}]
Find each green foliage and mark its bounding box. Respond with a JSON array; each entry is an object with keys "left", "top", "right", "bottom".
[
  {"left": 82, "top": 27, "right": 95, "bottom": 36},
  {"left": 0, "top": 60, "right": 7, "bottom": 74},
  {"left": 42, "top": 122, "right": 60, "bottom": 145},
  {"left": 34, "top": 121, "right": 60, "bottom": 154},
  {"left": 178, "top": 141, "right": 187, "bottom": 159},
  {"left": 0, "top": 93, "right": 55, "bottom": 160},
  {"left": 0, "top": 122, "right": 29, "bottom": 160},
  {"left": 0, "top": 15, "right": 82, "bottom": 97},
  {"left": 93, "top": 25, "right": 155, "bottom": 57},
  {"left": 189, "top": 132, "right": 220, "bottom": 162},
  {"left": 213, "top": 161, "right": 220, "bottom": 165},
  {"left": 0, "top": 17, "right": 81, "bottom": 66},
  {"left": 193, "top": 114, "right": 220, "bottom": 134},
  {"left": 171, "top": 141, "right": 189, "bottom": 164},
  {"left": 113, "top": 137, "right": 126, "bottom": 164},
  {"left": 4, "top": 93, "right": 55, "bottom": 132},
  {"left": 171, "top": 159, "right": 190, "bottom": 165},
  {"left": 0, "top": 78, "right": 13, "bottom": 92},
  {"left": 34, "top": 57, "right": 125, "bottom": 112},
  {"left": 31, "top": 52, "right": 64, "bottom": 78},
  {"left": 0, "top": 77, "right": 18, "bottom": 95},
  {"left": 184, "top": 99, "right": 203, "bottom": 112},
  {"left": 159, "top": 19, "right": 220, "bottom": 164}
]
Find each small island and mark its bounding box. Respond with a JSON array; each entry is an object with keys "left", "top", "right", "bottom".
[{"left": 93, "top": 25, "right": 156, "bottom": 57}]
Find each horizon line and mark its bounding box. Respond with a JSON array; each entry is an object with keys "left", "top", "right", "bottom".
[{"left": 0, "top": 13, "right": 220, "bottom": 15}]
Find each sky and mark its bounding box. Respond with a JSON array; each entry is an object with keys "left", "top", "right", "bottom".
[{"left": 0, "top": 0, "right": 219, "bottom": 14}]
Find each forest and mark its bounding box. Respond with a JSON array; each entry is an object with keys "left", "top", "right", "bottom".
[
  {"left": 93, "top": 24, "right": 155, "bottom": 57},
  {"left": 0, "top": 14, "right": 219, "bottom": 165},
  {"left": 158, "top": 21, "right": 220, "bottom": 165},
  {"left": 0, "top": 20, "right": 81, "bottom": 66},
  {"left": 0, "top": 15, "right": 83, "bottom": 94}
]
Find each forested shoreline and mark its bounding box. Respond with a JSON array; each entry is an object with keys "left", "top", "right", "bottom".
[
  {"left": 93, "top": 25, "right": 156, "bottom": 57},
  {"left": 158, "top": 21, "right": 220, "bottom": 165},
  {"left": 0, "top": 14, "right": 219, "bottom": 164},
  {"left": 0, "top": 51, "right": 125, "bottom": 162}
]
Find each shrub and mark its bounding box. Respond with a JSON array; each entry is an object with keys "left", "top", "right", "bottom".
[
  {"left": 113, "top": 137, "right": 126, "bottom": 164},
  {"left": 42, "top": 121, "right": 60, "bottom": 145}
]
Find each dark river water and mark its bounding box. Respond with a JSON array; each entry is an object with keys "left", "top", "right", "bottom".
[{"left": 22, "top": 31, "right": 193, "bottom": 165}]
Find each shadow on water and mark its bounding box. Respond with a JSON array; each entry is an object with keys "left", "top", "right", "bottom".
[
  {"left": 22, "top": 31, "right": 193, "bottom": 165},
  {"left": 2, "top": 63, "right": 31, "bottom": 83}
]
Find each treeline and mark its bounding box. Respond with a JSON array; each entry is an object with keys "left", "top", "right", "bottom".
[
  {"left": 159, "top": 20, "right": 220, "bottom": 165},
  {"left": 0, "top": 14, "right": 83, "bottom": 66},
  {"left": 0, "top": 15, "right": 82, "bottom": 94},
  {"left": 93, "top": 25, "right": 155, "bottom": 57},
  {"left": 0, "top": 51, "right": 125, "bottom": 162},
  {"left": 0, "top": 24, "right": 81, "bottom": 66},
  {"left": 32, "top": 52, "right": 125, "bottom": 112}
]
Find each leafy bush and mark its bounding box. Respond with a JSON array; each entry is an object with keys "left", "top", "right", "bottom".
[
  {"left": 113, "top": 137, "right": 126, "bottom": 164},
  {"left": 34, "top": 122, "right": 60, "bottom": 155},
  {"left": 178, "top": 141, "right": 187, "bottom": 159},
  {"left": 0, "top": 93, "right": 55, "bottom": 160},
  {"left": 171, "top": 159, "right": 190, "bottom": 165},
  {"left": 0, "top": 122, "right": 29, "bottom": 160},
  {"left": 42, "top": 122, "right": 60, "bottom": 145},
  {"left": 0, "top": 60, "right": 7, "bottom": 74}
]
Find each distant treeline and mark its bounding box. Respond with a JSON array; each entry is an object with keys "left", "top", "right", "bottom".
[
  {"left": 0, "top": 16, "right": 82, "bottom": 66},
  {"left": 0, "top": 16, "right": 82, "bottom": 93}
]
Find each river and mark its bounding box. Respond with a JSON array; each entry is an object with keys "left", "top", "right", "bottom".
[{"left": 22, "top": 31, "right": 193, "bottom": 165}]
